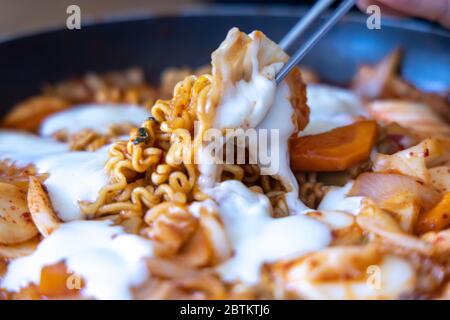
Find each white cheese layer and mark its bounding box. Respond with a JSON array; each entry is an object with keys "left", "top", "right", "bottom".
[
  {"left": 1, "top": 220, "right": 153, "bottom": 300},
  {"left": 198, "top": 31, "right": 309, "bottom": 213},
  {"left": 303, "top": 84, "right": 369, "bottom": 136},
  {"left": 208, "top": 180, "right": 331, "bottom": 284},
  {"left": 0, "top": 130, "right": 68, "bottom": 165},
  {"left": 34, "top": 148, "right": 109, "bottom": 221},
  {"left": 40, "top": 104, "right": 150, "bottom": 136},
  {"left": 318, "top": 182, "right": 365, "bottom": 216},
  {"left": 0, "top": 130, "right": 109, "bottom": 221}
]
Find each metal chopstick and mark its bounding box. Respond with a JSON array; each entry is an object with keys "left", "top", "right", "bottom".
[
  {"left": 279, "top": 0, "right": 335, "bottom": 52},
  {"left": 276, "top": 0, "right": 356, "bottom": 84}
]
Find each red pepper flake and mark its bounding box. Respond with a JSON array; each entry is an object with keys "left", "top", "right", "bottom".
[
  {"left": 423, "top": 148, "right": 430, "bottom": 157},
  {"left": 21, "top": 212, "right": 32, "bottom": 223}
]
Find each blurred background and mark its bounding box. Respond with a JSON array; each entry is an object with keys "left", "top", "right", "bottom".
[
  {"left": 0, "top": 0, "right": 333, "bottom": 37},
  {"left": 0, "top": 0, "right": 448, "bottom": 106}
]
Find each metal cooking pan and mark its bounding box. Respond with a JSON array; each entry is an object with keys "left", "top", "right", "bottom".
[{"left": 0, "top": 6, "right": 449, "bottom": 115}]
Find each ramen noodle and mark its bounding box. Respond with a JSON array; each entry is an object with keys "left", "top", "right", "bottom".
[{"left": 0, "top": 28, "right": 449, "bottom": 300}]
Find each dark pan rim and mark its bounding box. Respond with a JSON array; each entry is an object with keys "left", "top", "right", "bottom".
[{"left": 1, "top": 4, "right": 449, "bottom": 45}]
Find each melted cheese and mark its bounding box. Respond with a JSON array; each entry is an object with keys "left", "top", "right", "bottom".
[
  {"left": 197, "top": 31, "right": 284, "bottom": 190},
  {"left": 198, "top": 31, "right": 309, "bottom": 212},
  {"left": 193, "top": 31, "right": 332, "bottom": 283},
  {"left": 40, "top": 104, "right": 150, "bottom": 136},
  {"left": 208, "top": 180, "right": 331, "bottom": 284},
  {"left": 318, "top": 182, "right": 365, "bottom": 215},
  {"left": 0, "top": 131, "right": 109, "bottom": 221},
  {"left": 1, "top": 220, "right": 153, "bottom": 300},
  {"left": 35, "top": 148, "right": 109, "bottom": 221},
  {"left": 213, "top": 63, "right": 281, "bottom": 129},
  {"left": 303, "top": 84, "right": 368, "bottom": 136},
  {"left": 255, "top": 83, "right": 310, "bottom": 213},
  {"left": 0, "top": 130, "right": 68, "bottom": 165}
]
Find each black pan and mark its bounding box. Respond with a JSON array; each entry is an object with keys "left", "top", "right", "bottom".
[{"left": 0, "top": 6, "right": 449, "bottom": 115}]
